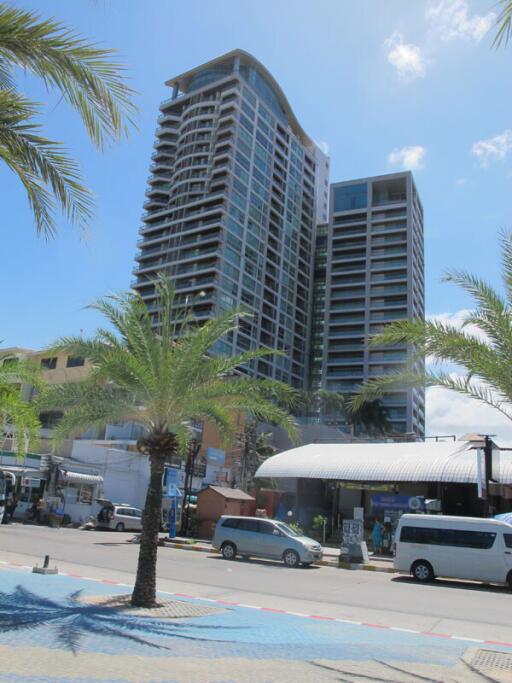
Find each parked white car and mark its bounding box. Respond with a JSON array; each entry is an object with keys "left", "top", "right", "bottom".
[
  {"left": 96, "top": 503, "right": 142, "bottom": 532},
  {"left": 212, "top": 516, "right": 323, "bottom": 567},
  {"left": 394, "top": 514, "right": 512, "bottom": 586}
]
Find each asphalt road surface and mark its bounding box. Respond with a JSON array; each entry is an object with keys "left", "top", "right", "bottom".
[{"left": 1, "top": 524, "right": 511, "bottom": 644}]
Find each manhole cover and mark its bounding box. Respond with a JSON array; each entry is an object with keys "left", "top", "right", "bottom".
[
  {"left": 80, "top": 594, "right": 226, "bottom": 619},
  {"left": 471, "top": 649, "right": 512, "bottom": 673}
]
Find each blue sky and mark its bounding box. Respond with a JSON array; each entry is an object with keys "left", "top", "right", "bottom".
[{"left": 2, "top": 0, "right": 512, "bottom": 436}]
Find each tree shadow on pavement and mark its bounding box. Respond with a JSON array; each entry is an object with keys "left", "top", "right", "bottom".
[{"left": 0, "top": 585, "right": 244, "bottom": 654}]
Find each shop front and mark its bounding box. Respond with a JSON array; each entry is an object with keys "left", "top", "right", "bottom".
[{"left": 255, "top": 440, "right": 512, "bottom": 548}]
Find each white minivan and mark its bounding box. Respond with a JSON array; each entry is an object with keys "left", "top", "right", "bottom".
[{"left": 394, "top": 514, "right": 512, "bottom": 587}]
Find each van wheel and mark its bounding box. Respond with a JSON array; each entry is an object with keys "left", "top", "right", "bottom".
[
  {"left": 221, "top": 542, "right": 237, "bottom": 560},
  {"left": 507, "top": 571, "right": 512, "bottom": 590},
  {"left": 283, "top": 549, "right": 300, "bottom": 568},
  {"left": 115, "top": 522, "right": 125, "bottom": 532},
  {"left": 411, "top": 560, "right": 434, "bottom": 582}
]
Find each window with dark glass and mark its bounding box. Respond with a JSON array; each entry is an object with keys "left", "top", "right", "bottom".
[
  {"left": 40, "top": 357, "right": 57, "bottom": 370},
  {"left": 66, "top": 356, "right": 85, "bottom": 368},
  {"left": 222, "top": 518, "right": 239, "bottom": 529},
  {"left": 504, "top": 533, "right": 512, "bottom": 549},
  {"left": 334, "top": 183, "right": 368, "bottom": 212},
  {"left": 258, "top": 520, "right": 276, "bottom": 534},
  {"left": 400, "top": 526, "right": 496, "bottom": 549},
  {"left": 237, "top": 518, "right": 258, "bottom": 532}
]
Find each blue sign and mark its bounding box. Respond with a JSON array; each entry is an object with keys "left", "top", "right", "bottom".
[
  {"left": 370, "top": 494, "right": 425, "bottom": 512},
  {"left": 206, "top": 447, "right": 226, "bottom": 465},
  {"left": 168, "top": 497, "right": 177, "bottom": 539}
]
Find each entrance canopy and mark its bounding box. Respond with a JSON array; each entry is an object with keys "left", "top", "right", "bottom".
[{"left": 255, "top": 441, "right": 512, "bottom": 485}]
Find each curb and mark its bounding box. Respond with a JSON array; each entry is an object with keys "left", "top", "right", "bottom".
[
  {"left": 162, "top": 540, "right": 397, "bottom": 572},
  {"left": 1, "top": 559, "right": 510, "bottom": 650}
]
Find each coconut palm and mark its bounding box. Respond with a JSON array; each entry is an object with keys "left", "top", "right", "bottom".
[
  {"left": 0, "top": 3, "right": 136, "bottom": 238},
  {"left": 0, "top": 352, "right": 41, "bottom": 457},
  {"left": 304, "top": 389, "right": 391, "bottom": 436},
  {"left": 494, "top": 0, "right": 512, "bottom": 47},
  {"left": 238, "top": 419, "right": 276, "bottom": 492},
  {"left": 350, "top": 233, "right": 512, "bottom": 423},
  {"left": 40, "top": 277, "right": 299, "bottom": 608}
]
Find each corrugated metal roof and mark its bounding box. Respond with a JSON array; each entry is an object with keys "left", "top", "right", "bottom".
[{"left": 255, "top": 441, "right": 512, "bottom": 485}]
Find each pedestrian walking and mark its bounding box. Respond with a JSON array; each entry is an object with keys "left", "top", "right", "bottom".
[
  {"left": 6, "top": 493, "right": 18, "bottom": 523},
  {"left": 35, "top": 496, "right": 45, "bottom": 524}
]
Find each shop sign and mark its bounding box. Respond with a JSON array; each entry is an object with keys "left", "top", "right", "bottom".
[
  {"left": 370, "top": 494, "right": 425, "bottom": 512},
  {"left": 340, "top": 483, "right": 393, "bottom": 492},
  {"left": 206, "top": 447, "right": 226, "bottom": 465}
]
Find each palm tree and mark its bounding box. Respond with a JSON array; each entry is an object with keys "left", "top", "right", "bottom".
[
  {"left": 238, "top": 419, "right": 276, "bottom": 492},
  {"left": 0, "top": 3, "right": 136, "bottom": 238},
  {"left": 304, "top": 389, "right": 391, "bottom": 436},
  {"left": 0, "top": 351, "right": 41, "bottom": 457},
  {"left": 350, "top": 233, "right": 512, "bottom": 424},
  {"left": 40, "top": 277, "right": 299, "bottom": 608},
  {"left": 494, "top": 0, "right": 512, "bottom": 47}
]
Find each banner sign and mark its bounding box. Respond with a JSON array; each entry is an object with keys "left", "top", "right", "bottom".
[
  {"left": 206, "top": 447, "right": 226, "bottom": 465},
  {"left": 477, "top": 448, "right": 487, "bottom": 499},
  {"left": 342, "top": 519, "right": 364, "bottom": 546},
  {"left": 370, "top": 494, "right": 425, "bottom": 512}
]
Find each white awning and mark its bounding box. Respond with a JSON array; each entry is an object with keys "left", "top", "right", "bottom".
[
  {"left": 60, "top": 470, "right": 103, "bottom": 486},
  {"left": 255, "top": 441, "right": 512, "bottom": 485}
]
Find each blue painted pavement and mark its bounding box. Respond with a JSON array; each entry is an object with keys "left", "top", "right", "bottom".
[{"left": 0, "top": 567, "right": 509, "bottom": 672}]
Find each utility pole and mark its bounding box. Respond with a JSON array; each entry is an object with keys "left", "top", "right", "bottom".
[{"left": 179, "top": 439, "right": 201, "bottom": 536}]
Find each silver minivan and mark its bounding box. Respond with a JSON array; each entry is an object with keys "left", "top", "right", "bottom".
[
  {"left": 212, "top": 516, "right": 323, "bottom": 567},
  {"left": 97, "top": 503, "right": 143, "bottom": 532}
]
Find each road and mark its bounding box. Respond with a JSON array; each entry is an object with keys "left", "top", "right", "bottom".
[{"left": 2, "top": 524, "right": 512, "bottom": 644}]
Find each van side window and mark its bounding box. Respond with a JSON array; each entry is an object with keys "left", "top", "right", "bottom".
[
  {"left": 400, "top": 526, "right": 496, "bottom": 549},
  {"left": 258, "top": 521, "right": 275, "bottom": 534},
  {"left": 504, "top": 534, "right": 512, "bottom": 549},
  {"left": 222, "top": 518, "right": 239, "bottom": 529},
  {"left": 237, "top": 519, "right": 258, "bottom": 532}
]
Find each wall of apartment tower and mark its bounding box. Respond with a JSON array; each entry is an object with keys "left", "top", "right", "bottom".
[
  {"left": 310, "top": 172, "right": 425, "bottom": 437},
  {"left": 134, "top": 60, "right": 328, "bottom": 388}
]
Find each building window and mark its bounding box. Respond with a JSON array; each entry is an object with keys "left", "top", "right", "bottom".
[
  {"left": 333, "top": 183, "right": 368, "bottom": 212},
  {"left": 39, "top": 411, "right": 63, "bottom": 429},
  {"left": 66, "top": 356, "right": 85, "bottom": 368},
  {"left": 40, "top": 357, "right": 57, "bottom": 370}
]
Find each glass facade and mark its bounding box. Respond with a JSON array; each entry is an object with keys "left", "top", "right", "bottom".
[{"left": 333, "top": 183, "right": 367, "bottom": 212}]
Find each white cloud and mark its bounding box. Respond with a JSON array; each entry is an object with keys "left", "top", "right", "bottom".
[
  {"left": 426, "top": 385, "right": 512, "bottom": 443},
  {"left": 424, "top": 309, "right": 512, "bottom": 442},
  {"left": 455, "top": 177, "right": 468, "bottom": 186},
  {"left": 426, "top": 0, "right": 496, "bottom": 43},
  {"left": 384, "top": 31, "right": 426, "bottom": 81},
  {"left": 472, "top": 130, "right": 512, "bottom": 168},
  {"left": 388, "top": 145, "right": 427, "bottom": 170},
  {"left": 315, "top": 140, "right": 330, "bottom": 156}
]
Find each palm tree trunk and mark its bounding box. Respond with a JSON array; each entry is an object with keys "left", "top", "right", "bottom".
[{"left": 131, "top": 453, "right": 165, "bottom": 607}]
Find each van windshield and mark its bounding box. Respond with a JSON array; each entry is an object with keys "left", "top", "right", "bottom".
[{"left": 275, "top": 522, "right": 301, "bottom": 537}]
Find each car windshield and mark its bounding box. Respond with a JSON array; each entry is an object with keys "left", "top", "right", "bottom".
[{"left": 275, "top": 522, "right": 302, "bottom": 537}]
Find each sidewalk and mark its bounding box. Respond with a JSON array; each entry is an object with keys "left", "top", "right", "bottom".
[
  {"left": 159, "top": 535, "right": 397, "bottom": 572},
  {"left": 1, "top": 561, "right": 511, "bottom": 682}
]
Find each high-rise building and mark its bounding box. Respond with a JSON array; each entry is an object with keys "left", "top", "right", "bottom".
[
  {"left": 133, "top": 49, "right": 328, "bottom": 387},
  {"left": 310, "top": 172, "right": 425, "bottom": 437}
]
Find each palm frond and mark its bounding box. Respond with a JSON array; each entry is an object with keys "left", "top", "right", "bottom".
[
  {"left": 0, "top": 89, "right": 93, "bottom": 237},
  {"left": 0, "top": 3, "right": 137, "bottom": 150},
  {"left": 493, "top": 0, "right": 512, "bottom": 48}
]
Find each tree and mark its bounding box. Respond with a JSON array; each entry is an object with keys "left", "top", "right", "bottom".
[
  {"left": 304, "top": 389, "right": 391, "bottom": 437},
  {"left": 0, "top": 3, "right": 136, "bottom": 238},
  {"left": 350, "top": 233, "right": 512, "bottom": 424},
  {"left": 40, "top": 277, "right": 299, "bottom": 608},
  {"left": 0, "top": 352, "right": 41, "bottom": 457},
  {"left": 494, "top": 0, "right": 512, "bottom": 48},
  {"left": 238, "top": 419, "right": 276, "bottom": 492}
]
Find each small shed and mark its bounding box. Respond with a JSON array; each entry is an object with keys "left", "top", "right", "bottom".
[{"left": 196, "top": 486, "right": 255, "bottom": 539}]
